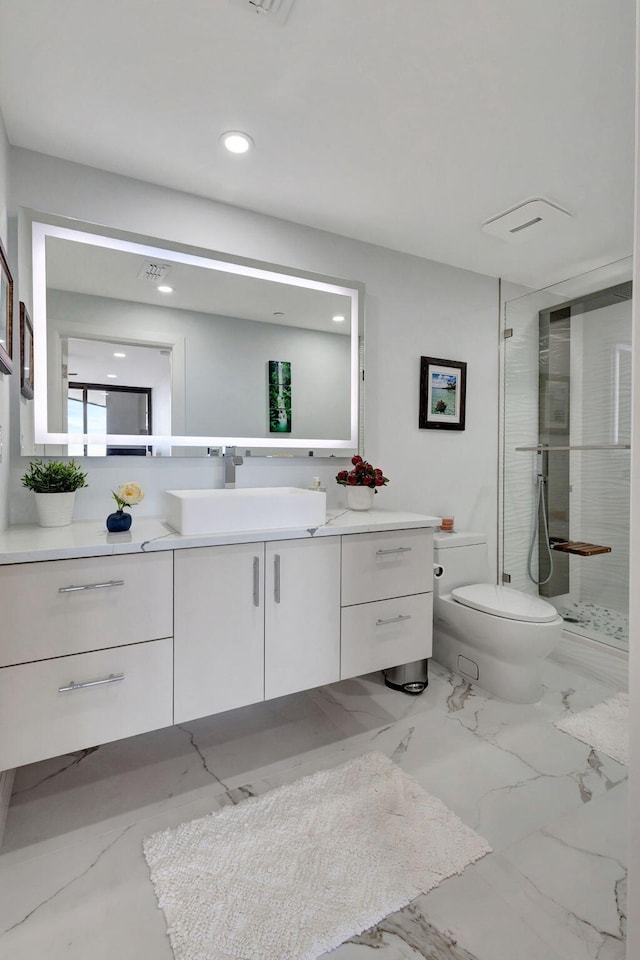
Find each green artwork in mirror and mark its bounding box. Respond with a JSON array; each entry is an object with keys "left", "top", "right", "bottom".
[{"left": 268, "top": 360, "right": 292, "bottom": 433}]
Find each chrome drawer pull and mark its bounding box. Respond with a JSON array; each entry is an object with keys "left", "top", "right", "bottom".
[
  {"left": 58, "top": 580, "right": 125, "bottom": 593},
  {"left": 274, "top": 554, "right": 281, "bottom": 603},
  {"left": 58, "top": 673, "right": 125, "bottom": 693},
  {"left": 375, "top": 547, "right": 412, "bottom": 556},
  {"left": 253, "top": 555, "right": 260, "bottom": 607},
  {"left": 376, "top": 614, "right": 412, "bottom": 626}
]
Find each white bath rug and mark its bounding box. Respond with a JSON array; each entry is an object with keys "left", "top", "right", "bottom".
[
  {"left": 554, "top": 692, "right": 629, "bottom": 765},
  {"left": 143, "top": 751, "right": 491, "bottom": 960}
]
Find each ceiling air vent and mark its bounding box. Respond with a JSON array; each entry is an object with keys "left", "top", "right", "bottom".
[
  {"left": 228, "top": 0, "right": 295, "bottom": 23},
  {"left": 137, "top": 261, "right": 172, "bottom": 283},
  {"left": 482, "top": 198, "right": 571, "bottom": 244}
]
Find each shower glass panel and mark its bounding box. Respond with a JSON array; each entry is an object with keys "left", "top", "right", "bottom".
[{"left": 502, "top": 258, "right": 632, "bottom": 651}]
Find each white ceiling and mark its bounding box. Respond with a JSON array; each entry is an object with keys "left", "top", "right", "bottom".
[{"left": 0, "top": 0, "right": 635, "bottom": 288}]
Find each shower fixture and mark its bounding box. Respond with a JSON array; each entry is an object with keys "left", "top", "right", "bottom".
[{"left": 527, "top": 451, "right": 554, "bottom": 586}]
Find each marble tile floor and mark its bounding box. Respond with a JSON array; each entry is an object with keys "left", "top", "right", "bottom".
[{"left": 0, "top": 658, "right": 628, "bottom": 960}]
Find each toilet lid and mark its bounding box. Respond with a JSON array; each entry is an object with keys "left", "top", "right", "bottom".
[{"left": 451, "top": 584, "right": 559, "bottom": 623}]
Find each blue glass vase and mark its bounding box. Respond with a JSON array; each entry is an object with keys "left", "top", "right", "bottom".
[{"left": 106, "top": 510, "right": 132, "bottom": 532}]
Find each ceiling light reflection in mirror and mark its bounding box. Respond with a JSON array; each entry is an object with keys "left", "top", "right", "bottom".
[{"left": 31, "top": 221, "right": 361, "bottom": 454}]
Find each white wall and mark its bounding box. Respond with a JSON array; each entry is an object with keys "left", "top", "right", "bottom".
[
  {"left": 0, "top": 113, "right": 9, "bottom": 531},
  {"left": 8, "top": 148, "right": 499, "bottom": 562}
]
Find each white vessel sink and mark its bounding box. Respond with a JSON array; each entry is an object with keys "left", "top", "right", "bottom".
[{"left": 165, "top": 486, "right": 327, "bottom": 535}]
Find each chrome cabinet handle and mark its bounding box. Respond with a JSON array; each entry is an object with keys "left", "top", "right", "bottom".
[
  {"left": 376, "top": 614, "right": 412, "bottom": 626},
  {"left": 58, "top": 580, "right": 125, "bottom": 593},
  {"left": 375, "top": 547, "right": 412, "bottom": 557},
  {"left": 58, "top": 673, "right": 125, "bottom": 693},
  {"left": 253, "top": 555, "right": 260, "bottom": 607},
  {"left": 274, "top": 554, "right": 281, "bottom": 603}
]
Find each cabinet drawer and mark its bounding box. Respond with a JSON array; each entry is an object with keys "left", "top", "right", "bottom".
[
  {"left": 340, "top": 593, "right": 433, "bottom": 680},
  {"left": 341, "top": 528, "right": 433, "bottom": 605},
  {"left": 0, "top": 637, "right": 173, "bottom": 769},
  {"left": 0, "top": 552, "right": 173, "bottom": 666}
]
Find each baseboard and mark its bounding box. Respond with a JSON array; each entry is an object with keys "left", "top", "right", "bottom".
[
  {"left": 0, "top": 769, "right": 16, "bottom": 848},
  {"left": 550, "top": 630, "right": 628, "bottom": 690}
]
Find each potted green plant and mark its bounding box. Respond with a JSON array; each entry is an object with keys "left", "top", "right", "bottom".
[{"left": 21, "top": 458, "right": 88, "bottom": 527}]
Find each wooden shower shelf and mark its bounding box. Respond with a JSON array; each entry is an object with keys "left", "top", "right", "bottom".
[{"left": 551, "top": 541, "right": 612, "bottom": 557}]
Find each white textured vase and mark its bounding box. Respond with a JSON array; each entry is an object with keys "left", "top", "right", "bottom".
[
  {"left": 345, "top": 486, "right": 375, "bottom": 511},
  {"left": 34, "top": 491, "right": 76, "bottom": 527}
]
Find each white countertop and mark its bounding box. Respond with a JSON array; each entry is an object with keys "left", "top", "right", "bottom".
[{"left": 0, "top": 509, "right": 441, "bottom": 564}]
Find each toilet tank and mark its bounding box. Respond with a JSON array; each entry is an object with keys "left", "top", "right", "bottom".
[{"left": 433, "top": 531, "right": 490, "bottom": 595}]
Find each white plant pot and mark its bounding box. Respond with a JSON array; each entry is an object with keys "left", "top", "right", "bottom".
[
  {"left": 34, "top": 491, "right": 76, "bottom": 527},
  {"left": 345, "top": 486, "right": 375, "bottom": 511}
]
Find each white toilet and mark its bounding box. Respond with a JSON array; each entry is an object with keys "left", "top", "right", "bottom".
[{"left": 432, "top": 531, "right": 563, "bottom": 703}]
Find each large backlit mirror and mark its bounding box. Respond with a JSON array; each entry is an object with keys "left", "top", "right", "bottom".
[{"left": 22, "top": 213, "right": 363, "bottom": 457}]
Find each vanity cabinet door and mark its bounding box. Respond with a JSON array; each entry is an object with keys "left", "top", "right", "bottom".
[
  {"left": 174, "top": 542, "right": 265, "bottom": 724},
  {"left": 264, "top": 537, "right": 341, "bottom": 700}
]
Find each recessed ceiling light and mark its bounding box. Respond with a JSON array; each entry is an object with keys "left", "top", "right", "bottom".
[
  {"left": 221, "top": 130, "right": 254, "bottom": 154},
  {"left": 332, "top": 315, "right": 345, "bottom": 323},
  {"left": 113, "top": 352, "right": 126, "bottom": 358},
  {"left": 157, "top": 285, "right": 173, "bottom": 294},
  {"left": 107, "top": 374, "right": 117, "bottom": 379}
]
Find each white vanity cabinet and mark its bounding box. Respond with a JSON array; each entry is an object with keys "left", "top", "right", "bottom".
[
  {"left": 0, "top": 552, "right": 174, "bottom": 770},
  {"left": 174, "top": 542, "right": 265, "bottom": 723},
  {"left": 340, "top": 528, "right": 433, "bottom": 679},
  {"left": 0, "top": 512, "right": 437, "bottom": 776},
  {"left": 173, "top": 536, "right": 341, "bottom": 719}
]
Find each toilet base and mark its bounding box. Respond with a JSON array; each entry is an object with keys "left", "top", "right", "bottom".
[{"left": 432, "top": 630, "right": 544, "bottom": 704}]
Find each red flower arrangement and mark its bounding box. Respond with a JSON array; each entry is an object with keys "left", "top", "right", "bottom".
[{"left": 335, "top": 456, "right": 389, "bottom": 491}]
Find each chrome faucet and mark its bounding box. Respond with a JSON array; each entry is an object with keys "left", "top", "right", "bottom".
[{"left": 222, "top": 445, "right": 244, "bottom": 487}]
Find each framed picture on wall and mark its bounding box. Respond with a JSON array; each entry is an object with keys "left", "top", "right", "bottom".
[
  {"left": 0, "top": 239, "right": 14, "bottom": 375},
  {"left": 20, "top": 302, "right": 34, "bottom": 399},
  {"left": 419, "top": 356, "right": 467, "bottom": 430}
]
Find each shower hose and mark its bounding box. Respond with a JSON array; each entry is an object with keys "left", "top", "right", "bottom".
[{"left": 527, "top": 474, "right": 554, "bottom": 586}]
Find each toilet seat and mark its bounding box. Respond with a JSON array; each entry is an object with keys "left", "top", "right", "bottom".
[{"left": 451, "top": 583, "right": 559, "bottom": 623}]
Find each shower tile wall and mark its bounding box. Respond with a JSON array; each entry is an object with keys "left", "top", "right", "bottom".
[{"left": 570, "top": 299, "right": 631, "bottom": 615}]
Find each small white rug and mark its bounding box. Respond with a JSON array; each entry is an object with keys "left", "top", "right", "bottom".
[
  {"left": 554, "top": 692, "right": 629, "bottom": 765},
  {"left": 143, "top": 751, "right": 491, "bottom": 960}
]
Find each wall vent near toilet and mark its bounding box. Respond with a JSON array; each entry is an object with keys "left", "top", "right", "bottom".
[
  {"left": 457, "top": 655, "right": 479, "bottom": 681},
  {"left": 482, "top": 199, "right": 571, "bottom": 243}
]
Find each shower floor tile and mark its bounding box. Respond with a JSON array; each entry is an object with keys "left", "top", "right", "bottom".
[{"left": 552, "top": 596, "right": 628, "bottom": 649}]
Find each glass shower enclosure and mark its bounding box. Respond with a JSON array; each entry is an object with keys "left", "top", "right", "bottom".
[{"left": 501, "top": 258, "right": 632, "bottom": 651}]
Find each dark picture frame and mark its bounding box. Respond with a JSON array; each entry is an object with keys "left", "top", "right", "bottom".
[
  {"left": 419, "top": 356, "right": 467, "bottom": 430},
  {"left": 20, "top": 302, "right": 34, "bottom": 399},
  {"left": 0, "top": 239, "right": 13, "bottom": 375}
]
